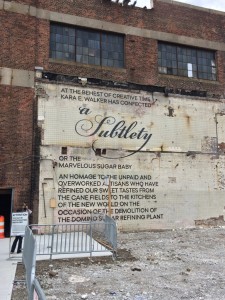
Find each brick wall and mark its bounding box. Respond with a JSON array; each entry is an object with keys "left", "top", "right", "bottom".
[
  {"left": 36, "top": 0, "right": 225, "bottom": 43},
  {"left": 0, "top": 7, "right": 37, "bottom": 209},
  {"left": 35, "top": 0, "right": 225, "bottom": 93},
  {"left": 0, "top": 11, "right": 36, "bottom": 70},
  {"left": 0, "top": 86, "right": 35, "bottom": 210},
  {"left": 0, "top": 1, "right": 225, "bottom": 90}
]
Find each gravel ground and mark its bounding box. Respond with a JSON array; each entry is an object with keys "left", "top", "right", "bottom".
[{"left": 12, "top": 227, "right": 225, "bottom": 300}]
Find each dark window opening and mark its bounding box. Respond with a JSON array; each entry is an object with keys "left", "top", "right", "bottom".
[
  {"left": 95, "top": 149, "right": 101, "bottom": 156},
  {"left": 61, "top": 147, "right": 67, "bottom": 155},
  {"left": 0, "top": 189, "right": 13, "bottom": 237},
  {"left": 158, "top": 42, "right": 217, "bottom": 81},
  {"left": 95, "top": 149, "right": 106, "bottom": 156},
  {"left": 50, "top": 23, "right": 124, "bottom": 68}
]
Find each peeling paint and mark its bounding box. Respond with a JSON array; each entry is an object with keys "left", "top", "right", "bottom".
[
  {"left": 195, "top": 215, "right": 225, "bottom": 227},
  {"left": 37, "top": 82, "right": 225, "bottom": 230},
  {"left": 201, "top": 137, "right": 217, "bottom": 153},
  {"left": 167, "top": 106, "right": 175, "bottom": 117},
  {"left": 218, "top": 142, "right": 225, "bottom": 152}
]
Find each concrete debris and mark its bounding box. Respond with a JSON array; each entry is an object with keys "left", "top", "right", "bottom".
[
  {"left": 12, "top": 228, "right": 225, "bottom": 300},
  {"left": 68, "top": 275, "right": 90, "bottom": 283},
  {"left": 48, "top": 270, "right": 58, "bottom": 278}
]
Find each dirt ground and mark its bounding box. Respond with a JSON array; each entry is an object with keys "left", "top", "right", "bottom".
[{"left": 12, "top": 227, "right": 225, "bottom": 300}]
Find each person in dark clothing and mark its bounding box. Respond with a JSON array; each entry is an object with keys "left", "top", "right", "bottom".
[
  {"left": 10, "top": 235, "right": 23, "bottom": 254},
  {"left": 10, "top": 203, "right": 32, "bottom": 254}
]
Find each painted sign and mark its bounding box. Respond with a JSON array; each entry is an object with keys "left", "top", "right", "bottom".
[
  {"left": 11, "top": 212, "right": 28, "bottom": 236},
  {"left": 38, "top": 83, "right": 225, "bottom": 230},
  {"left": 38, "top": 84, "right": 221, "bottom": 154}
]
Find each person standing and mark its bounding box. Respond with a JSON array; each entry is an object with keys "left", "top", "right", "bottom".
[{"left": 10, "top": 232, "right": 23, "bottom": 254}]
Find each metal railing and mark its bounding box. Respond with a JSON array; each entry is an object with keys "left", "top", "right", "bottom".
[
  {"left": 29, "top": 215, "right": 117, "bottom": 259},
  {"left": 23, "top": 226, "right": 46, "bottom": 300},
  {"left": 22, "top": 215, "right": 117, "bottom": 298}
]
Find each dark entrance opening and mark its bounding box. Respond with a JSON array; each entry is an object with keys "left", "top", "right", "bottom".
[{"left": 0, "top": 189, "right": 13, "bottom": 237}]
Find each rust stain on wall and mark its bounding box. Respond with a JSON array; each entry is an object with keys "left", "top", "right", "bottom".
[
  {"left": 218, "top": 142, "right": 225, "bottom": 153},
  {"left": 186, "top": 115, "right": 191, "bottom": 126}
]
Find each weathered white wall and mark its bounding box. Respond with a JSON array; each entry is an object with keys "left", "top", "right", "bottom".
[{"left": 37, "top": 83, "right": 225, "bottom": 230}]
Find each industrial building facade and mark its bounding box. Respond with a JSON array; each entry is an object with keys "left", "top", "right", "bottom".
[{"left": 1, "top": 0, "right": 225, "bottom": 235}]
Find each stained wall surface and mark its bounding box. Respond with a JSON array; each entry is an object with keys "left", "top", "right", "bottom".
[
  {"left": 1, "top": 0, "right": 225, "bottom": 225},
  {"left": 38, "top": 83, "right": 225, "bottom": 230}
]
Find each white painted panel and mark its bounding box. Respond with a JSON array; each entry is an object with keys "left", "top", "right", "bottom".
[
  {"left": 39, "top": 146, "right": 225, "bottom": 231},
  {"left": 37, "top": 83, "right": 225, "bottom": 230},
  {"left": 39, "top": 84, "right": 221, "bottom": 154}
]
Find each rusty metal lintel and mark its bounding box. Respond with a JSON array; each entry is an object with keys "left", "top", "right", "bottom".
[{"left": 40, "top": 72, "right": 208, "bottom": 97}]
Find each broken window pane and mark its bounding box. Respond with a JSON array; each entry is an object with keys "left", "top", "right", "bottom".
[
  {"left": 50, "top": 23, "right": 124, "bottom": 68},
  {"left": 158, "top": 42, "right": 217, "bottom": 81}
]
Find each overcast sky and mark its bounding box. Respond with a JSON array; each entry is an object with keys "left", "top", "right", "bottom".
[{"left": 136, "top": 0, "right": 225, "bottom": 11}]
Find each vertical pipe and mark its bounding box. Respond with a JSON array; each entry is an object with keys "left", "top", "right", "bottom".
[
  {"left": 90, "top": 221, "right": 92, "bottom": 257},
  {"left": 50, "top": 225, "right": 55, "bottom": 260},
  {"left": 42, "top": 183, "right": 47, "bottom": 218},
  {"left": 9, "top": 188, "right": 14, "bottom": 257}
]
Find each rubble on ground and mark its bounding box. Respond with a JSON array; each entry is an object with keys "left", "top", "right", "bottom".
[{"left": 12, "top": 227, "right": 225, "bottom": 300}]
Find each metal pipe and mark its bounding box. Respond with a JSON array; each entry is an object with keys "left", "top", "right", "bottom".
[{"left": 42, "top": 183, "right": 47, "bottom": 218}]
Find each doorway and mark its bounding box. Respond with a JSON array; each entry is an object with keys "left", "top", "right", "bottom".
[{"left": 0, "top": 189, "right": 13, "bottom": 237}]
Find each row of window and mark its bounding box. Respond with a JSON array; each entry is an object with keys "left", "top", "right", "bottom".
[
  {"left": 50, "top": 23, "right": 217, "bottom": 81},
  {"left": 158, "top": 43, "right": 216, "bottom": 81},
  {"left": 50, "top": 24, "right": 124, "bottom": 68}
]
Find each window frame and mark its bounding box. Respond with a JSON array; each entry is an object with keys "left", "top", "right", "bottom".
[
  {"left": 50, "top": 23, "right": 125, "bottom": 69},
  {"left": 158, "top": 42, "right": 217, "bottom": 81}
]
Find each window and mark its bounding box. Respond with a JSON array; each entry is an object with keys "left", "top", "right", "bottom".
[
  {"left": 50, "top": 23, "right": 124, "bottom": 68},
  {"left": 158, "top": 42, "right": 217, "bottom": 81},
  {"left": 61, "top": 147, "right": 67, "bottom": 155}
]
